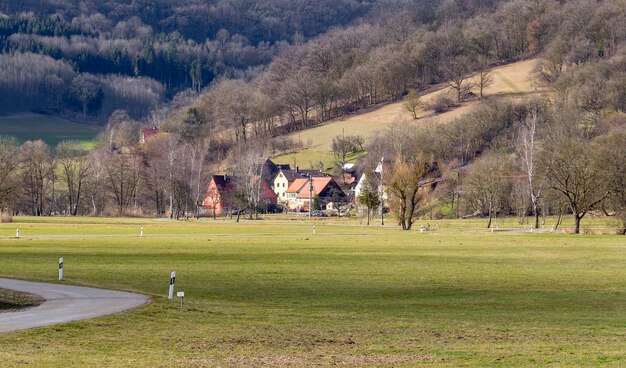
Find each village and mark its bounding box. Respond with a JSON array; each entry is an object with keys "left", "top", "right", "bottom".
[{"left": 143, "top": 124, "right": 439, "bottom": 218}]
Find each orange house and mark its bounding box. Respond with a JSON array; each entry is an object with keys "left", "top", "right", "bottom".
[
  {"left": 202, "top": 175, "right": 278, "bottom": 216},
  {"left": 202, "top": 175, "right": 233, "bottom": 216}
]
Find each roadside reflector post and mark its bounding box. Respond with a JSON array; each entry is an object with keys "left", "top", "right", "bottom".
[
  {"left": 177, "top": 291, "right": 185, "bottom": 308},
  {"left": 140, "top": 226, "right": 144, "bottom": 237},
  {"left": 15, "top": 229, "right": 19, "bottom": 238},
  {"left": 168, "top": 271, "right": 176, "bottom": 300},
  {"left": 313, "top": 225, "right": 316, "bottom": 234},
  {"left": 59, "top": 257, "right": 64, "bottom": 281}
]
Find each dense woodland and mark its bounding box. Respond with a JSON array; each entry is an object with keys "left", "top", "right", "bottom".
[
  {"left": 0, "top": 0, "right": 625, "bottom": 233},
  {"left": 0, "top": 0, "right": 445, "bottom": 120}
]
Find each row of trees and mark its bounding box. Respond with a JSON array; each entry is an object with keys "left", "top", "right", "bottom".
[
  {"left": 361, "top": 100, "right": 626, "bottom": 234},
  {"left": 0, "top": 108, "right": 212, "bottom": 217}
]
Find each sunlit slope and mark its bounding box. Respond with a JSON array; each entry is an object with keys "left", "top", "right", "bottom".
[{"left": 275, "top": 59, "right": 544, "bottom": 168}]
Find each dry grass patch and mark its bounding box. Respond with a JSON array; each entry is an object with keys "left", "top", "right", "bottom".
[
  {"left": 0, "top": 288, "right": 43, "bottom": 311},
  {"left": 282, "top": 59, "right": 545, "bottom": 157}
]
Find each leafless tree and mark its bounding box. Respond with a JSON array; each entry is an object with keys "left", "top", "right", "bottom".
[
  {"left": 102, "top": 148, "right": 142, "bottom": 215},
  {"left": 444, "top": 55, "right": 476, "bottom": 103},
  {"left": 465, "top": 152, "right": 512, "bottom": 229},
  {"left": 475, "top": 56, "right": 493, "bottom": 99},
  {"left": 20, "top": 140, "right": 56, "bottom": 216},
  {"left": 540, "top": 133, "right": 611, "bottom": 234},
  {"left": 387, "top": 152, "right": 436, "bottom": 230},
  {"left": 281, "top": 68, "right": 315, "bottom": 129},
  {"left": 403, "top": 89, "right": 422, "bottom": 119},
  {"left": 56, "top": 141, "right": 91, "bottom": 216},
  {"left": 518, "top": 108, "right": 545, "bottom": 229},
  {"left": 0, "top": 136, "right": 20, "bottom": 211}
]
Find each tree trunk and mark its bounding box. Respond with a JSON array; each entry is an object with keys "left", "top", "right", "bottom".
[
  {"left": 534, "top": 208, "right": 540, "bottom": 229},
  {"left": 573, "top": 213, "right": 583, "bottom": 234},
  {"left": 554, "top": 210, "right": 563, "bottom": 230},
  {"left": 487, "top": 198, "right": 493, "bottom": 229}
]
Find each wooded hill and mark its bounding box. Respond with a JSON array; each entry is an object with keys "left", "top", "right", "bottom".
[
  {"left": 0, "top": 0, "right": 447, "bottom": 121},
  {"left": 0, "top": 0, "right": 625, "bottom": 234}
]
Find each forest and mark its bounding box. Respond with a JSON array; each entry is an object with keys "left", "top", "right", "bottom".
[
  {"left": 0, "top": 0, "right": 448, "bottom": 121},
  {"left": 0, "top": 0, "right": 625, "bottom": 233}
]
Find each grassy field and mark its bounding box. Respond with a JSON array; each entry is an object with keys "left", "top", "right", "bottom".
[
  {"left": 0, "top": 216, "right": 624, "bottom": 367},
  {"left": 0, "top": 113, "right": 101, "bottom": 148},
  {"left": 277, "top": 59, "right": 547, "bottom": 167},
  {"left": 0, "top": 289, "right": 43, "bottom": 311}
]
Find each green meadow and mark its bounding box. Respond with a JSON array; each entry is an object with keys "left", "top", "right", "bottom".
[
  {"left": 0, "top": 216, "right": 624, "bottom": 367},
  {"left": 0, "top": 114, "right": 101, "bottom": 148}
]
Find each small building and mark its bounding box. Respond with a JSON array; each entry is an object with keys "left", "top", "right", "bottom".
[
  {"left": 201, "top": 174, "right": 278, "bottom": 216},
  {"left": 272, "top": 166, "right": 326, "bottom": 206},
  {"left": 140, "top": 127, "right": 159, "bottom": 144},
  {"left": 202, "top": 175, "right": 233, "bottom": 216},
  {"left": 284, "top": 176, "right": 346, "bottom": 211}
]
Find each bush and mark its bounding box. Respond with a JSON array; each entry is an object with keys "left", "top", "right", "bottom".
[
  {"left": 0, "top": 212, "right": 13, "bottom": 223},
  {"left": 428, "top": 94, "right": 457, "bottom": 113}
]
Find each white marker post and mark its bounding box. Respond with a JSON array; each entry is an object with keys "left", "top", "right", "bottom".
[
  {"left": 177, "top": 291, "right": 185, "bottom": 308},
  {"left": 168, "top": 271, "right": 176, "bottom": 300},
  {"left": 59, "top": 257, "right": 64, "bottom": 281},
  {"left": 140, "top": 226, "right": 144, "bottom": 237},
  {"left": 15, "top": 229, "right": 19, "bottom": 238}
]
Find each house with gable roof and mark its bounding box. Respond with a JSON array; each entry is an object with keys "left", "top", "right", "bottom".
[
  {"left": 272, "top": 166, "right": 326, "bottom": 206},
  {"left": 201, "top": 174, "right": 278, "bottom": 217},
  {"left": 284, "top": 176, "right": 346, "bottom": 211}
]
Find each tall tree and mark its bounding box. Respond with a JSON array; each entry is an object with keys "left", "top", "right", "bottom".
[
  {"left": 57, "top": 141, "right": 91, "bottom": 216},
  {"left": 540, "top": 134, "right": 610, "bottom": 234},
  {"left": 102, "top": 148, "right": 142, "bottom": 215},
  {"left": 444, "top": 54, "right": 475, "bottom": 103},
  {"left": 0, "top": 136, "right": 20, "bottom": 211},
  {"left": 387, "top": 152, "right": 435, "bottom": 230},
  {"left": 465, "top": 152, "right": 512, "bottom": 229},
  {"left": 518, "top": 108, "right": 545, "bottom": 229},
  {"left": 20, "top": 140, "right": 55, "bottom": 216},
  {"left": 357, "top": 172, "right": 381, "bottom": 225}
]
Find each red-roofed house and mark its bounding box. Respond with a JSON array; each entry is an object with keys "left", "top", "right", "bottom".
[
  {"left": 284, "top": 176, "right": 346, "bottom": 211},
  {"left": 201, "top": 174, "right": 278, "bottom": 217},
  {"left": 202, "top": 175, "right": 234, "bottom": 217},
  {"left": 140, "top": 127, "right": 159, "bottom": 144}
]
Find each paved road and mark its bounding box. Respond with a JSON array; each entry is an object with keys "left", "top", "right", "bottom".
[{"left": 0, "top": 278, "right": 149, "bottom": 333}]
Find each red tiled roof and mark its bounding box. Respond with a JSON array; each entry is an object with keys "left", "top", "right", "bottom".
[{"left": 286, "top": 177, "right": 335, "bottom": 199}]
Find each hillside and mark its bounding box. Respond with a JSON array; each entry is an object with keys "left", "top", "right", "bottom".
[
  {"left": 275, "top": 59, "right": 546, "bottom": 169},
  {"left": 0, "top": 114, "right": 101, "bottom": 148}
]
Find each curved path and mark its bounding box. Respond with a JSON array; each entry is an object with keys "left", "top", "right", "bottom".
[{"left": 0, "top": 278, "right": 149, "bottom": 333}]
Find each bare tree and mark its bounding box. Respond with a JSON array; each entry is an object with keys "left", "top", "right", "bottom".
[
  {"left": 444, "top": 55, "right": 476, "bottom": 103},
  {"left": 518, "top": 108, "right": 545, "bottom": 229},
  {"left": 281, "top": 68, "right": 315, "bottom": 129},
  {"left": 57, "top": 141, "right": 91, "bottom": 216},
  {"left": 595, "top": 131, "right": 626, "bottom": 234},
  {"left": 475, "top": 56, "right": 493, "bottom": 99},
  {"left": 465, "top": 152, "right": 512, "bottom": 229},
  {"left": 102, "top": 148, "right": 142, "bottom": 215},
  {"left": 387, "top": 152, "right": 435, "bottom": 230},
  {"left": 0, "top": 136, "right": 20, "bottom": 211},
  {"left": 540, "top": 134, "right": 611, "bottom": 234},
  {"left": 403, "top": 89, "right": 422, "bottom": 119},
  {"left": 20, "top": 140, "right": 55, "bottom": 216},
  {"left": 213, "top": 80, "right": 253, "bottom": 142},
  {"left": 231, "top": 145, "right": 267, "bottom": 221}
]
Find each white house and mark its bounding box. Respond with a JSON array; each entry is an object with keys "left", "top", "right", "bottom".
[{"left": 272, "top": 166, "right": 325, "bottom": 206}]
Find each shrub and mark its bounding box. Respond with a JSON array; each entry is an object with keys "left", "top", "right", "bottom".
[{"left": 0, "top": 212, "right": 13, "bottom": 223}]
